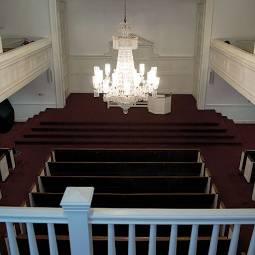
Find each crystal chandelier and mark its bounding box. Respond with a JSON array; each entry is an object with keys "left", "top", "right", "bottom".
[{"left": 92, "top": 0, "right": 160, "bottom": 114}]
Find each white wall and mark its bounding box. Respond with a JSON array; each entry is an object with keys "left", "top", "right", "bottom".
[
  {"left": 66, "top": 0, "right": 197, "bottom": 56},
  {"left": 67, "top": 0, "right": 197, "bottom": 94},
  {"left": 0, "top": 0, "right": 51, "bottom": 37},
  {"left": 9, "top": 73, "right": 56, "bottom": 121},
  {"left": 206, "top": 0, "right": 255, "bottom": 123},
  {"left": 0, "top": 0, "right": 56, "bottom": 121}
]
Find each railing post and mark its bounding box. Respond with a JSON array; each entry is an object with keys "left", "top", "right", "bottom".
[{"left": 61, "top": 187, "right": 94, "bottom": 255}]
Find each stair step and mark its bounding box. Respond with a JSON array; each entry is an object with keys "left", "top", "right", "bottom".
[{"left": 15, "top": 138, "right": 241, "bottom": 146}]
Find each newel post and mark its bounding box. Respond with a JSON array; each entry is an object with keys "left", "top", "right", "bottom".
[{"left": 61, "top": 187, "right": 94, "bottom": 255}]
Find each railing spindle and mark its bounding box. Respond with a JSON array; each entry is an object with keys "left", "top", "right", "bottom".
[
  {"left": 26, "top": 223, "right": 39, "bottom": 255},
  {"left": 247, "top": 225, "right": 255, "bottom": 255},
  {"left": 6, "top": 222, "right": 20, "bottom": 255},
  {"left": 47, "top": 223, "right": 59, "bottom": 255},
  {"left": 188, "top": 224, "right": 198, "bottom": 255},
  {"left": 208, "top": 224, "right": 220, "bottom": 255},
  {"left": 128, "top": 224, "right": 136, "bottom": 255},
  {"left": 228, "top": 224, "right": 240, "bottom": 255},
  {"left": 168, "top": 224, "right": 178, "bottom": 255},
  {"left": 108, "top": 224, "right": 116, "bottom": 255},
  {"left": 148, "top": 224, "right": 157, "bottom": 255}
]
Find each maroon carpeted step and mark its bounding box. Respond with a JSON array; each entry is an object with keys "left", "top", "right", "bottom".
[
  {"left": 31, "top": 126, "right": 228, "bottom": 132},
  {"left": 40, "top": 121, "right": 220, "bottom": 126},
  {"left": 24, "top": 132, "right": 234, "bottom": 138}
]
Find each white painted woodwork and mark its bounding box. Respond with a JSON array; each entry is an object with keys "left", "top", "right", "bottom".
[
  {"left": 56, "top": 0, "right": 70, "bottom": 98},
  {"left": 0, "top": 154, "right": 9, "bottom": 182},
  {"left": 195, "top": 0, "right": 215, "bottom": 109},
  {"left": 148, "top": 94, "right": 172, "bottom": 114},
  {"left": 69, "top": 37, "right": 194, "bottom": 95},
  {"left": 0, "top": 36, "right": 3, "bottom": 54},
  {"left": 0, "top": 39, "right": 51, "bottom": 103},
  {"left": 148, "top": 225, "right": 157, "bottom": 255},
  {"left": 1, "top": 189, "right": 255, "bottom": 254},
  {"left": 60, "top": 187, "right": 94, "bottom": 255},
  {"left": 228, "top": 224, "right": 240, "bottom": 255},
  {"left": 210, "top": 39, "right": 255, "bottom": 105},
  {"left": 108, "top": 224, "right": 116, "bottom": 255},
  {"left": 26, "top": 223, "right": 39, "bottom": 255},
  {"left": 168, "top": 224, "right": 178, "bottom": 255},
  {"left": 208, "top": 224, "right": 220, "bottom": 255},
  {"left": 193, "top": 1, "right": 204, "bottom": 101},
  {"left": 6, "top": 222, "right": 20, "bottom": 255},
  {"left": 128, "top": 224, "right": 136, "bottom": 255},
  {"left": 188, "top": 225, "right": 198, "bottom": 255},
  {"left": 49, "top": 0, "right": 66, "bottom": 108},
  {"left": 47, "top": 223, "right": 59, "bottom": 255},
  {"left": 247, "top": 226, "right": 255, "bottom": 255},
  {"left": 243, "top": 156, "right": 254, "bottom": 183}
]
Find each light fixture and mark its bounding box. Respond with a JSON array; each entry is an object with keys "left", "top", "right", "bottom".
[{"left": 92, "top": 0, "right": 160, "bottom": 114}]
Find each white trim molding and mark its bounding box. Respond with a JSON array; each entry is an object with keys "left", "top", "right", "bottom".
[
  {"left": 195, "top": 0, "right": 215, "bottom": 110},
  {"left": 210, "top": 39, "right": 255, "bottom": 105},
  {"left": 0, "top": 39, "right": 51, "bottom": 103}
]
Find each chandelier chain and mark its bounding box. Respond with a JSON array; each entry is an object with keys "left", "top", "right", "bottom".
[{"left": 124, "top": 0, "right": 127, "bottom": 23}]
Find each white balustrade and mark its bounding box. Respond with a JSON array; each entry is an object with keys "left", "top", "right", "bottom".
[
  {"left": 128, "top": 224, "right": 136, "bottom": 255},
  {"left": 0, "top": 188, "right": 254, "bottom": 255}
]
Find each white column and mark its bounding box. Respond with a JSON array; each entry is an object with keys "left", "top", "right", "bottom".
[{"left": 61, "top": 187, "right": 94, "bottom": 255}]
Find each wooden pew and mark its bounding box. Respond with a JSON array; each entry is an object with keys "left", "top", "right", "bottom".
[
  {"left": 46, "top": 162, "right": 205, "bottom": 177},
  {"left": 30, "top": 192, "right": 218, "bottom": 209},
  {"left": 0, "top": 151, "right": 9, "bottom": 181},
  {"left": 29, "top": 192, "right": 218, "bottom": 237},
  {"left": 0, "top": 148, "right": 15, "bottom": 170},
  {"left": 38, "top": 176, "right": 211, "bottom": 194},
  {"left": 52, "top": 149, "right": 202, "bottom": 163}
]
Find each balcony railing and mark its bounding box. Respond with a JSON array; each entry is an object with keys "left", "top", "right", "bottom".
[{"left": 0, "top": 187, "right": 255, "bottom": 255}]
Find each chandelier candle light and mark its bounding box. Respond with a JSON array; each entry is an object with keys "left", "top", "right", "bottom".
[{"left": 92, "top": 0, "right": 160, "bottom": 114}]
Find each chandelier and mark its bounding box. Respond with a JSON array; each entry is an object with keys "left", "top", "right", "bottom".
[{"left": 92, "top": 0, "right": 160, "bottom": 114}]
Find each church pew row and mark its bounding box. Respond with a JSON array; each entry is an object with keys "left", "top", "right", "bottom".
[
  {"left": 16, "top": 235, "right": 230, "bottom": 255},
  {"left": 45, "top": 162, "right": 205, "bottom": 177},
  {"left": 30, "top": 193, "right": 218, "bottom": 209},
  {"left": 52, "top": 149, "right": 202, "bottom": 162},
  {"left": 29, "top": 193, "right": 218, "bottom": 237},
  {"left": 15, "top": 137, "right": 241, "bottom": 146},
  {"left": 37, "top": 176, "right": 211, "bottom": 194}
]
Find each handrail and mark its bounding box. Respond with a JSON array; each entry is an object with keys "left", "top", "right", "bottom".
[
  {"left": 0, "top": 207, "right": 67, "bottom": 224},
  {"left": 90, "top": 208, "right": 255, "bottom": 225}
]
